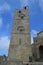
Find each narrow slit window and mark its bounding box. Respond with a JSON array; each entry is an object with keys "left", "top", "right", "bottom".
[{"left": 19, "top": 39, "right": 21, "bottom": 45}]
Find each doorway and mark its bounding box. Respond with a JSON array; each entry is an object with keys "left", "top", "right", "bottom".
[{"left": 39, "top": 45, "right": 43, "bottom": 58}]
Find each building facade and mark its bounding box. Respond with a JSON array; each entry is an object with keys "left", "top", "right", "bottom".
[
  {"left": 32, "top": 31, "right": 43, "bottom": 61},
  {"left": 8, "top": 6, "right": 32, "bottom": 62}
]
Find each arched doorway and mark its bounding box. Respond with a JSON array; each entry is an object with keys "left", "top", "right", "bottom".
[{"left": 39, "top": 45, "right": 43, "bottom": 58}]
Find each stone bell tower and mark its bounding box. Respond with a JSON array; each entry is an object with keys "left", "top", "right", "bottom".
[{"left": 8, "top": 6, "right": 32, "bottom": 62}]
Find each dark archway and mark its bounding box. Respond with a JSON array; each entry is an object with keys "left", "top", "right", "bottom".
[{"left": 39, "top": 45, "right": 43, "bottom": 58}]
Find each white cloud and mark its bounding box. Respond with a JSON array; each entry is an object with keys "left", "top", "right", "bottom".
[
  {"left": 0, "top": 36, "right": 10, "bottom": 49},
  {"left": 31, "top": 30, "right": 38, "bottom": 34},
  {"left": 39, "top": 0, "right": 43, "bottom": 11},
  {"left": 31, "top": 30, "right": 38, "bottom": 44},
  {"left": 19, "top": 0, "right": 36, "bottom": 7},
  {"left": 20, "top": 0, "right": 43, "bottom": 12},
  {"left": 0, "top": 18, "right": 3, "bottom": 28},
  {"left": 0, "top": 36, "right": 10, "bottom": 55},
  {"left": 0, "top": 2, "right": 11, "bottom": 13},
  {"left": 7, "top": 24, "right": 10, "bottom": 29},
  {"left": 6, "top": 24, "right": 10, "bottom": 31},
  {"left": 20, "top": 0, "right": 29, "bottom": 7},
  {"left": 31, "top": 36, "right": 33, "bottom": 44}
]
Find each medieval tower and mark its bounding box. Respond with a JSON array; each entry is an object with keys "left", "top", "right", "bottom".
[{"left": 8, "top": 6, "right": 32, "bottom": 62}]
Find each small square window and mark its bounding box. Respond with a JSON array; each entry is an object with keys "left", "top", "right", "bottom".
[
  {"left": 24, "top": 7, "right": 26, "bottom": 10},
  {"left": 19, "top": 10, "right": 21, "bottom": 13},
  {"left": 21, "top": 15, "right": 24, "bottom": 19}
]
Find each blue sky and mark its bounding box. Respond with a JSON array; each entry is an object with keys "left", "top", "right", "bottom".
[{"left": 0, "top": 0, "right": 43, "bottom": 56}]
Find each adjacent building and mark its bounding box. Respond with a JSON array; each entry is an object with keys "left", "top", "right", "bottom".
[{"left": 32, "top": 31, "right": 43, "bottom": 61}]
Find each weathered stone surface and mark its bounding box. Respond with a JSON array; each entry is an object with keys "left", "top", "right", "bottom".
[
  {"left": 8, "top": 6, "right": 32, "bottom": 62},
  {"left": 7, "top": 61, "right": 23, "bottom": 65}
]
